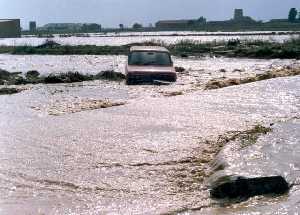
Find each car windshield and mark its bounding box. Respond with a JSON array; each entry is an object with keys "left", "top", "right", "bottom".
[{"left": 128, "top": 51, "right": 172, "bottom": 66}]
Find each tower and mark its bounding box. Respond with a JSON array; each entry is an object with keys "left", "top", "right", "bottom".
[
  {"left": 29, "top": 21, "right": 36, "bottom": 32},
  {"left": 234, "top": 9, "right": 244, "bottom": 21}
]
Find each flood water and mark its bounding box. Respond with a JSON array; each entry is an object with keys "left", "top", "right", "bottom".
[
  {"left": 1, "top": 54, "right": 299, "bottom": 100},
  {"left": 0, "top": 27, "right": 300, "bottom": 213},
  {"left": 1, "top": 54, "right": 299, "bottom": 76},
  {"left": 0, "top": 31, "right": 298, "bottom": 46},
  {"left": 0, "top": 51, "right": 300, "bottom": 215}
]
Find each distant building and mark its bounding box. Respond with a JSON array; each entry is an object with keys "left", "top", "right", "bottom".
[
  {"left": 132, "top": 23, "right": 143, "bottom": 29},
  {"left": 155, "top": 19, "right": 206, "bottom": 29},
  {"left": 156, "top": 20, "right": 192, "bottom": 29},
  {"left": 206, "top": 20, "right": 233, "bottom": 26},
  {"left": 29, "top": 21, "right": 36, "bottom": 32},
  {"left": 234, "top": 9, "right": 244, "bottom": 21},
  {"left": 156, "top": 9, "right": 257, "bottom": 30},
  {"left": 81, "top": 23, "right": 101, "bottom": 32},
  {"left": 0, "top": 19, "right": 21, "bottom": 38},
  {"left": 269, "top": 19, "right": 289, "bottom": 23},
  {"left": 41, "top": 23, "right": 83, "bottom": 31},
  {"left": 232, "top": 9, "right": 257, "bottom": 23},
  {"left": 40, "top": 23, "right": 101, "bottom": 32},
  {"left": 155, "top": 9, "right": 265, "bottom": 31}
]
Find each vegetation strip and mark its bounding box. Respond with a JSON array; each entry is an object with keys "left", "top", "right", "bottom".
[
  {"left": 0, "top": 87, "right": 24, "bottom": 95},
  {"left": 205, "top": 67, "right": 300, "bottom": 90},
  {"left": 1, "top": 37, "right": 300, "bottom": 59},
  {"left": 0, "top": 69, "right": 125, "bottom": 86}
]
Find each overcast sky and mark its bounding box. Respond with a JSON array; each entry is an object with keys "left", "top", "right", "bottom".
[{"left": 1, "top": 0, "right": 299, "bottom": 29}]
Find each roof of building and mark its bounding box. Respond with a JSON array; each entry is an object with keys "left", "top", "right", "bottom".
[
  {"left": 0, "top": 19, "right": 18, "bottom": 23},
  {"left": 130, "top": 46, "right": 170, "bottom": 53}
]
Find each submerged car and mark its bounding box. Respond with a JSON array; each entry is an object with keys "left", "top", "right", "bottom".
[{"left": 125, "top": 46, "right": 177, "bottom": 85}]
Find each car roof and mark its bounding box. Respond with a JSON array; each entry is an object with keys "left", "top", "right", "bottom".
[{"left": 130, "top": 46, "right": 170, "bottom": 53}]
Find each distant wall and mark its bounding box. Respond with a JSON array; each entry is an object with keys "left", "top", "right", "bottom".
[{"left": 0, "top": 19, "right": 21, "bottom": 38}]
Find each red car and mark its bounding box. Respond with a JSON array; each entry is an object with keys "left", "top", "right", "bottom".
[{"left": 125, "top": 46, "right": 177, "bottom": 85}]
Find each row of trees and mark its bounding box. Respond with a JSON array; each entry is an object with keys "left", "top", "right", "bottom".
[
  {"left": 119, "top": 23, "right": 144, "bottom": 29},
  {"left": 288, "top": 8, "right": 300, "bottom": 22},
  {"left": 81, "top": 23, "right": 101, "bottom": 32}
]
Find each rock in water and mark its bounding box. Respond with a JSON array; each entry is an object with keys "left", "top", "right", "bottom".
[
  {"left": 175, "top": 66, "right": 186, "bottom": 73},
  {"left": 210, "top": 175, "right": 289, "bottom": 199}
]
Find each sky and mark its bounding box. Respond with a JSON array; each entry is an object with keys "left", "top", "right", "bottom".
[{"left": 1, "top": 0, "right": 300, "bottom": 29}]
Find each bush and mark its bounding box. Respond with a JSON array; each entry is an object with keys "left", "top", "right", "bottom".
[
  {"left": 227, "top": 39, "right": 240, "bottom": 47},
  {"left": 26, "top": 70, "right": 40, "bottom": 78},
  {"left": 95, "top": 70, "right": 125, "bottom": 81},
  {"left": 43, "top": 72, "right": 92, "bottom": 83}
]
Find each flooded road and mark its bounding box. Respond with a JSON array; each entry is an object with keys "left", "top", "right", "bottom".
[
  {"left": 1, "top": 53, "right": 299, "bottom": 99},
  {"left": 1, "top": 54, "right": 299, "bottom": 76},
  {"left": 0, "top": 64, "right": 299, "bottom": 215}
]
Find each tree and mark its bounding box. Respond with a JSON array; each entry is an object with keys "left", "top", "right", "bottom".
[
  {"left": 187, "top": 20, "right": 196, "bottom": 26},
  {"left": 119, "top": 24, "right": 124, "bottom": 29},
  {"left": 132, "top": 23, "right": 143, "bottom": 29},
  {"left": 81, "top": 24, "right": 101, "bottom": 32},
  {"left": 197, "top": 16, "right": 207, "bottom": 24},
  {"left": 298, "top": 12, "right": 300, "bottom": 21},
  {"left": 288, "top": 8, "right": 298, "bottom": 22}
]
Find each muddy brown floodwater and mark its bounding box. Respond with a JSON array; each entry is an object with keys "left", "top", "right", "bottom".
[
  {"left": 0, "top": 54, "right": 299, "bottom": 99},
  {"left": 0, "top": 55, "right": 299, "bottom": 214}
]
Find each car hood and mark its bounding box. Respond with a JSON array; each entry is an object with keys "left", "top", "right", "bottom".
[{"left": 126, "top": 65, "right": 175, "bottom": 73}]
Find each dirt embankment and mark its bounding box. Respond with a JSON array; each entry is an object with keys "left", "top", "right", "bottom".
[{"left": 205, "top": 66, "right": 300, "bottom": 90}]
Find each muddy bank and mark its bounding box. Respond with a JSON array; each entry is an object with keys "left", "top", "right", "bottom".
[
  {"left": 32, "top": 98, "right": 126, "bottom": 116},
  {"left": 203, "top": 119, "right": 300, "bottom": 214},
  {"left": 205, "top": 66, "right": 300, "bottom": 90},
  {"left": 175, "top": 125, "right": 274, "bottom": 185},
  {"left": 1, "top": 37, "right": 300, "bottom": 59},
  {"left": 0, "top": 69, "right": 125, "bottom": 85},
  {"left": 207, "top": 125, "right": 290, "bottom": 201},
  {"left": 172, "top": 120, "right": 300, "bottom": 214}
]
